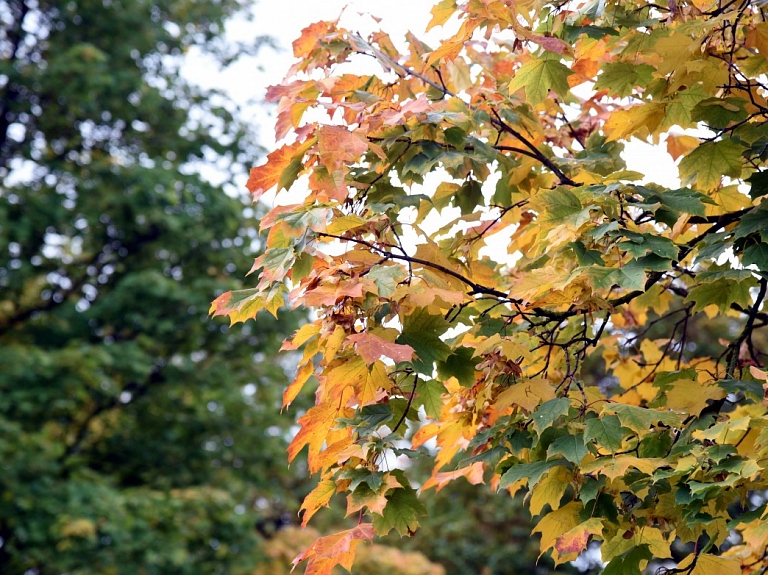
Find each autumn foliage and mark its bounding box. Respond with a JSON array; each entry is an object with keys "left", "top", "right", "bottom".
[{"left": 213, "top": 0, "right": 768, "bottom": 572}]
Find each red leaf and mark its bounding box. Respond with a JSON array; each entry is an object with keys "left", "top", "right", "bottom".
[{"left": 347, "top": 332, "right": 415, "bottom": 365}]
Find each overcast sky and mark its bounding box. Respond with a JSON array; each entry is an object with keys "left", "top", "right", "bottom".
[{"left": 184, "top": 0, "right": 679, "bottom": 190}]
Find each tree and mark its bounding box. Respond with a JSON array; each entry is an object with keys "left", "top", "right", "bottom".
[
  {"left": 213, "top": 0, "right": 768, "bottom": 573},
  {"left": 0, "top": 1, "right": 310, "bottom": 573}
]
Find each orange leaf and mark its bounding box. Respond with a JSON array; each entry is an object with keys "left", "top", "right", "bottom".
[
  {"left": 293, "top": 21, "right": 334, "bottom": 59},
  {"left": 246, "top": 140, "right": 304, "bottom": 201},
  {"left": 347, "top": 332, "right": 415, "bottom": 365},
  {"left": 291, "top": 524, "right": 374, "bottom": 575},
  {"left": 283, "top": 360, "right": 315, "bottom": 408},
  {"left": 422, "top": 461, "right": 484, "bottom": 491},
  {"left": 317, "top": 125, "right": 368, "bottom": 167},
  {"left": 666, "top": 134, "right": 700, "bottom": 161},
  {"left": 300, "top": 479, "right": 337, "bottom": 527},
  {"left": 287, "top": 400, "right": 352, "bottom": 471},
  {"left": 425, "top": 18, "right": 478, "bottom": 65},
  {"left": 302, "top": 278, "right": 364, "bottom": 306}
]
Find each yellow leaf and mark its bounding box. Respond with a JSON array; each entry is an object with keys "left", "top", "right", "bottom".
[
  {"left": 300, "top": 479, "right": 337, "bottom": 527},
  {"left": 426, "top": 19, "right": 477, "bottom": 65},
  {"left": 324, "top": 325, "right": 347, "bottom": 362},
  {"left": 664, "top": 379, "right": 725, "bottom": 415},
  {"left": 676, "top": 553, "right": 740, "bottom": 575},
  {"left": 604, "top": 103, "right": 666, "bottom": 142},
  {"left": 746, "top": 22, "right": 768, "bottom": 56},
  {"left": 426, "top": 0, "right": 456, "bottom": 31},
  {"left": 640, "top": 339, "right": 664, "bottom": 365},
  {"left": 281, "top": 323, "right": 321, "bottom": 351},
  {"left": 707, "top": 185, "right": 752, "bottom": 214},
  {"left": 533, "top": 502, "right": 582, "bottom": 561},
  {"left": 422, "top": 461, "right": 484, "bottom": 491},
  {"left": 553, "top": 518, "right": 604, "bottom": 564},
  {"left": 653, "top": 33, "right": 698, "bottom": 76},
  {"left": 529, "top": 466, "right": 572, "bottom": 516},
  {"left": 494, "top": 379, "right": 556, "bottom": 412},
  {"left": 291, "top": 524, "right": 374, "bottom": 575},
  {"left": 283, "top": 360, "right": 315, "bottom": 408},
  {"left": 582, "top": 456, "right": 662, "bottom": 481},
  {"left": 601, "top": 526, "right": 672, "bottom": 562}
]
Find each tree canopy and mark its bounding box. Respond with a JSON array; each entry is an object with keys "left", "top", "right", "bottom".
[
  {"left": 0, "top": 1, "right": 305, "bottom": 573},
  {"left": 213, "top": 0, "right": 768, "bottom": 573}
]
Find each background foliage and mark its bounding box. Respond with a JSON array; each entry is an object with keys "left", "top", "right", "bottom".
[{"left": 0, "top": 0, "right": 303, "bottom": 572}]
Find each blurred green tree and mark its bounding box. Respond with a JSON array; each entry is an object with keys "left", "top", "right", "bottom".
[{"left": 0, "top": 1, "right": 307, "bottom": 573}]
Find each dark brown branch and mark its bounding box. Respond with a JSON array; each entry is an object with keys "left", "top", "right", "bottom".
[
  {"left": 350, "top": 34, "right": 576, "bottom": 187},
  {"left": 726, "top": 276, "right": 768, "bottom": 377},
  {"left": 391, "top": 372, "right": 419, "bottom": 434},
  {"left": 316, "top": 231, "right": 513, "bottom": 300}
]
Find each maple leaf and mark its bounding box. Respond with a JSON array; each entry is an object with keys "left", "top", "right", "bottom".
[
  {"left": 372, "top": 486, "right": 427, "bottom": 537},
  {"left": 508, "top": 57, "right": 573, "bottom": 106},
  {"left": 396, "top": 308, "right": 451, "bottom": 373},
  {"left": 300, "top": 479, "right": 337, "bottom": 527},
  {"left": 291, "top": 524, "right": 374, "bottom": 575},
  {"left": 246, "top": 140, "right": 306, "bottom": 201},
  {"left": 347, "top": 333, "right": 415, "bottom": 365},
  {"left": 426, "top": 0, "right": 456, "bottom": 31},
  {"left": 421, "top": 461, "right": 484, "bottom": 491},
  {"left": 679, "top": 139, "right": 744, "bottom": 191},
  {"left": 554, "top": 518, "right": 604, "bottom": 562},
  {"left": 217, "top": 2, "right": 768, "bottom": 571}
]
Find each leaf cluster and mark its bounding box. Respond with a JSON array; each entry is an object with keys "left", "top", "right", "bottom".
[{"left": 214, "top": 0, "right": 768, "bottom": 573}]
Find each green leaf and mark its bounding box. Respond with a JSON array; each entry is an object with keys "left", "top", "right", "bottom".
[
  {"left": 372, "top": 486, "right": 427, "bottom": 536},
  {"left": 691, "top": 97, "right": 748, "bottom": 129},
  {"left": 638, "top": 430, "right": 673, "bottom": 458},
  {"left": 718, "top": 379, "right": 764, "bottom": 401},
  {"left": 456, "top": 179, "right": 483, "bottom": 215},
  {"left": 498, "top": 459, "right": 568, "bottom": 489},
  {"left": 359, "top": 404, "right": 394, "bottom": 428},
  {"left": 660, "top": 188, "right": 716, "bottom": 216},
  {"left": 547, "top": 434, "right": 588, "bottom": 464},
  {"left": 602, "top": 545, "right": 654, "bottom": 575},
  {"left": 618, "top": 231, "right": 678, "bottom": 259},
  {"left": 569, "top": 241, "right": 605, "bottom": 266},
  {"left": 743, "top": 242, "right": 768, "bottom": 271},
  {"left": 443, "top": 126, "right": 466, "bottom": 147},
  {"left": 686, "top": 277, "right": 755, "bottom": 314},
  {"left": 508, "top": 57, "right": 573, "bottom": 105},
  {"left": 609, "top": 404, "right": 681, "bottom": 434},
  {"left": 611, "top": 264, "right": 645, "bottom": 291},
  {"left": 584, "top": 415, "right": 625, "bottom": 453},
  {"left": 734, "top": 203, "right": 768, "bottom": 241},
  {"left": 678, "top": 139, "right": 744, "bottom": 190},
  {"left": 538, "top": 188, "right": 581, "bottom": 218},
  {"left": 340, "top": 469, "right": 385, "bottom": 492},
  {"left": 292, "top": 252, "right": 314, "bottom": 282},
  {"left": 747, "top": 170, "right": 768, "bottom": 200},
  {"left": 594, "top": 62, "right": 655, "bottom": 97},
  {"left": 437, "top": 346, "right": 477, "bottom": 387},
  {"left": 397, "top": 308, "right": 452, "bottom": 373},
  {"left": 368, "top": 265, "right": 407, "bottom": 298},
  {"left": 531, "top": 398, "right": 571, "bottom": 435},
  {"left": 417, "top": 379, "right": 447, "bottom": 418}
]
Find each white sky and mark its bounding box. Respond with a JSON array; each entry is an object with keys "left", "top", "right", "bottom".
[{"left": 183, "top": 0, "right": 679, "bottom": 193}]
